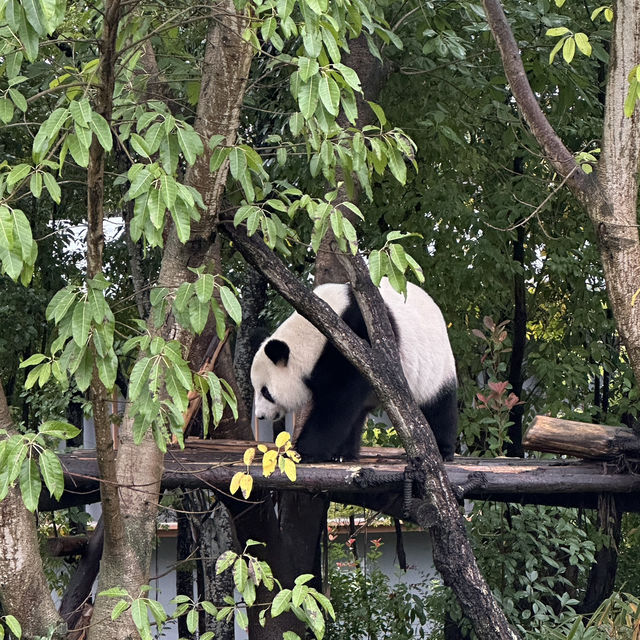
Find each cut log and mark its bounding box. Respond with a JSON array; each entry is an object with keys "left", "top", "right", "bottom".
[{"left": 523, "top": 416, "right": 640, "bottom": 459}]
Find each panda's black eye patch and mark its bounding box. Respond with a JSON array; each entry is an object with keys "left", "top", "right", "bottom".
[{"left": 261, "top": 386, "right": 275, "bottom": 403}]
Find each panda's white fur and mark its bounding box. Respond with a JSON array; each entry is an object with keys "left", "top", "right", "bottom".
[{"left": 251, "top": 278, "right": 457, "bottom": 461}]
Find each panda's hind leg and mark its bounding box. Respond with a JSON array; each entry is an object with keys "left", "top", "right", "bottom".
[{"left": 419, "top": 382, "right": 458, "bottom": 461}]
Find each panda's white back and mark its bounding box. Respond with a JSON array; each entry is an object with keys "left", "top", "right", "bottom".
[{"left": 377, "top": 279, "right": 456, "bottom": 404}]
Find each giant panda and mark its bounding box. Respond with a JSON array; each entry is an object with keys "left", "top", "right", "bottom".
[{"left": 250, "top": 278, "right": 458, "bottom": 462}]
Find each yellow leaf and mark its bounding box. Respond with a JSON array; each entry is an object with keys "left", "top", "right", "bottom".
[
  {"left": 239, "top": 473, "right": 254, "bottom": 499},
  {"left": 257, "top": 443, "right": 268, "bottom": 453},
  {"left": 243, "top": 447, "right": 256, "bottom": 466},
  {"left": 230, "top": 471, "right": 244, "bottom": 495},
  {"left": 286, "top": 449, "right": 301, "bottom": 462},
  {"left": 262, "top": 450, "right": 278, "bottom": 476},
  {"left": 275, "top": 431, "right": 290, "bottom": 448},
  {"left": 283, "top": 457, "right": 297, "bottom": 482}
]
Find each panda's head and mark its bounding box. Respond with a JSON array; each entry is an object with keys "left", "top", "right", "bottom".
[{"left": 251, "top": 337, "right": 313, "bottom": 421}]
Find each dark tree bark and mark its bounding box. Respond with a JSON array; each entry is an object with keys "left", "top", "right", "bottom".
[
  {"left": 233, "top": 265, "right": 268, "bottom": 415},
  {"left": 507, "top": 222, "right": 526, "bottom": 457},
  {"left": 60, "top": 518, "right": 105, "bottom": 633},
  {"left": 578, "top": 494, "right": 621, "bottom": 613},
  {"left": 221, "top": 222, "right": 520, "bottom": 640}
]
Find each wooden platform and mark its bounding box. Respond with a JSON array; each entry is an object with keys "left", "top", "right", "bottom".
[{"left": 50, "top": 438, "right": 640, "bottom": 513}]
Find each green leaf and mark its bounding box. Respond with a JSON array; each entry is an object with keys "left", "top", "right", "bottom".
[
  {"left": 144, "top": 122, "right": 164, "bottom": 153},
  {"left": 0, "top": 98, "right": 14, "bottom": 124},
  {"left": 147, "top": 188, "right": 164, "bottom": 230},
  {"left": 195, "top": 273, "right": 214, "bottom": 303},
  {"left": 43, "top": 172, "right": 61, "bottom": 203},
  {"left": 387, "top": 148, "right": 407, "bottom": 185},
  {"left": 19, "top": 457, "right": 41, "bottom": 512},
  {"left": 22, "top": 0, "right": 45, "bottom": 35},
  {"left": 129, "top": 357, "right": 154, "bottom": 401},
  {"left": 39, "top": 449, "right": 64, "bottom": 499},
  {"left": 160, "top": 174, "right": 177, "bottom": 210},
  {"left": 546, "top": 26, "right": 570, "bottom": 37},
  {"left": 145, "top": 599, "right": 167, "bottom": 625},
  {"left": 87, "top": 111, "right": 112, "bottom": 151},
  {"left": 562, "top": 36, "right": 576, "bottom": 64},
  {"left": 8, "top": 87, "right": 26, "bottom": 112},
  {"left": 159, "top": 134, "right": 179, "bottom": 174},
  {"left": 333, "top": 63, "right": 361, "bottom": 92},
  {"left": 176, "top": 127, "right": 203, "bottom": 165},
  {"left": 228, "top": 147, "right": 247, "bottom": 180},
  {"left": 39, "top": 420, "right": 80, "bottom": 439},
  {"left": 20, "top": 353, "right": 47, "bottom": 368},
  {"left": 14, "top": 215, "right": 35, "bottom": 263},
  {"left": 298, "top": 75, "right": 319, "bottom": 120},
  {"left": 209, "top": 146, "right": 231, "bottom": 172},
  {"left": 46, "top": 286, "right": 76, "bottom": 322},
  {"left": 171, "top": 199, "right": 191, "bottom": 243},
  {"left": 271, "top": 589, "right": 292, "bottom": 617},
  {"left": 236, "top": 607, "right": 249, "bottom": 630},
  {"left": 216, "top": 550, "right": 237, "bottom": 574},
  {"left": 96, "top": 348, "right": 118, "bottom": 389},
  {"left": 131, "top": 600, "right": 151, "bottom": 637},
  {"left": 0, "top": 207, "right": 13, "bottom": 249},
  {"left": 66, "top": 132, "right": 89, "bottom": 167},
  {"left": 188, "top": 298, "right": 209, "bottom": 334},
  {"left": 111, "top": 599, "right": 130, "bottom": 620},
  {"left": 367, "top": 101, "right": 387, "bottom": 126},
  {"left": 298, "top": 57, "right": 319, "bottom": 82},
  {"left": 389, "top": 243, "right": 408, "bottom": 272},
  {"left": 7, "top": 164, "right": 31, "bottom": 191},
  {"left": 319, "top": 75, "right": 340, "bottom": 116},
  {"left": 74, "top": 346, "right": 93, "bottom": 392},
  {"left": 130, "top": 133, "right": 150, "bottom": 158},
  {"left": 625, "top": 77, "right": 638, "bottom": 117},
  {"left": 98, "top": 587, "right": 130, "bottom": 598},
  {"left": 574, "top": 32, "right": 591, "bottom": 56},
  {"left": 219, "top": 285, "right": 242, "bottom": 325},
  {"left": 233, "top": 558, "right": 248, "bottom": 592},
  {"left": 4, "top": 616, "right": 21, "bottom": 639},
  {"left": 72, "top": 300, "right": 91, "bottom": 346},
  {"left": 29, "top": 171, "right": 42, "bottom": 198},
  {"left": 187, "top": 608, "right": 198, "bottom": 633}
]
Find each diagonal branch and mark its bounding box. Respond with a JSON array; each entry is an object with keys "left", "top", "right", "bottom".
[
  {"left": 482, "top": 0, "right": 596, "bottom": 204},
  {"left": 221, "top": 221, "right": 520, "bottom": 640}
]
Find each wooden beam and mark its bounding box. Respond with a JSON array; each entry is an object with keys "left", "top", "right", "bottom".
[
  {"left": 523, "top": 416, "right": 640, "bottom": 459},
  {"left": 45, "top": 439, "right": 640, "bottom": 513}
]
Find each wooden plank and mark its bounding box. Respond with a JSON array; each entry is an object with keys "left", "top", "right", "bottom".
[
  {"left": 523, "top": 416, "right": 640, "bottom": 459},
  {"left": 44, "top": 440, "right": 640, "bottom": 514}
]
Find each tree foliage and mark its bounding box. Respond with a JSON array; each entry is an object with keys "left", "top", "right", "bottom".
[{"left": 0, "top": 0, "right": 639, "bottom": 638}]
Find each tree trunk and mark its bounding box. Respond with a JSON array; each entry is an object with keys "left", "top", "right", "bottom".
[
  {"left": 0, "top": 384, "right": 63, "bottom": 639},
  {"left": 200, "top": 501, "right": 235, "bottom": 639},
  {"left": 89, "top": 4, "right": 253, "bottom": 638},
  {"left": 578, "top": 494, "right": 621, "bottom": 613}
]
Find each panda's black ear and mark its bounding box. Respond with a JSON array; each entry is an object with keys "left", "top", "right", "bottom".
[{"left": 264, "top": 339, "right": 290, "bottom": 366}]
